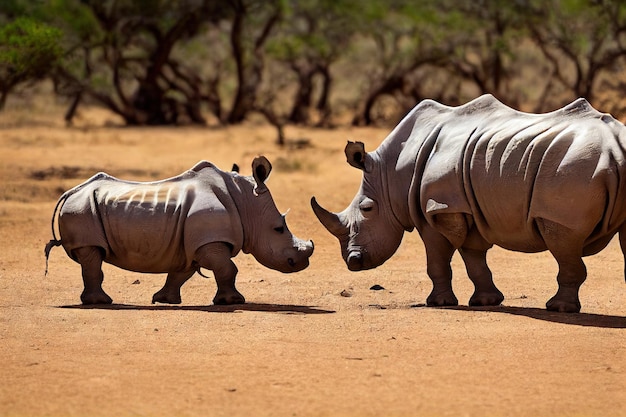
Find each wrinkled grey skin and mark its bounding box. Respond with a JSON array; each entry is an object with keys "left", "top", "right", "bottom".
[
  {"left": 312, "top": 94, "right": 626, "bottom": 313},
  {"left": 45, "top": 157, "right": 313, "bottom": 305}
]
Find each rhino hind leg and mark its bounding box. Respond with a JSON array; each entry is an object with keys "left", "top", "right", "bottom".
[
  {"left": 194, "top": 243, "right": 245, "bottom": 305},
  {"left": 73, "top": 246, "right": 112, "bottom": 305},
  {"left": 537, "top": 219, "right": 586, "bottom": 313},
  {"left": 152, "top": 270, "right": 195, "bottom": 304},
  {"left": 459, "top": 247, "right": 504, "bottom": 307},
  {"left": 422, "top": 225, "right": 459, "bottom": 307}
]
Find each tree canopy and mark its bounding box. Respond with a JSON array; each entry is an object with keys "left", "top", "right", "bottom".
[
  {"left": 3, "top": 0, "right": 626, "bottom": 135},
  {"left": 0, "top": 16, "right": 62, "bottom": 109}
]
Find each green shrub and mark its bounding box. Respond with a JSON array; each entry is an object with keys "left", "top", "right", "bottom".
[{"left": 0, "top": 17, "right": 63, "bottom": 108}]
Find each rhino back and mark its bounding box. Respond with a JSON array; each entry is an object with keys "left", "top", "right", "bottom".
[
  {"left": 58, "top": 167, "right": 243, "bottom": 273},
  {"left": 402, "top": 95, "right": 626, "bottom": 252}
]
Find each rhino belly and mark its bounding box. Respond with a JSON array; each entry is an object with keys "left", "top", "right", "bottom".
[
  {"left": 467, "top": 176, "right": 548, "bottom": 252},
  {"left": 100, "top": 202, "right": 189, "bottom": 273}
]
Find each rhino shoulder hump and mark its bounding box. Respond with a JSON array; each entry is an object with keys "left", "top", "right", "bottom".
[
  {"left": 86, "top": 172, "right": 115, "bottom": 183},
  {"left": 414, "top": 99, "right": 450, "bottom": 112},
  {"left": 190, "top": 160, "right": 216, "bottom": 173},
  {"left": 563, "top": 97, "right": 592, "bottom": 113},
  {"left": 453, "top": 94, "right": 507, "bottom": 116}
]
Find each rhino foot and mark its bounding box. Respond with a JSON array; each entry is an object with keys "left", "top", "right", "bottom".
[
  {"left": 469, "top": 290, "right": 504, "bottom": 307},
  {"left": 546, "top": 296, "right": 581, "bottom": 313},
  {"left": 80, "top": 290, "right": 113, "bottom": 305},
  {"left": 213, "top": 290, "right": 245, "bottom": 305},
  {"left": 152, "top": 291, "right": 182, "bottom": 305},
  {"left": 426, "top": 290, "right": 458, "bottom": 307}
]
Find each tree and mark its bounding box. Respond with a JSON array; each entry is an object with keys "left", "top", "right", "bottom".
[
  {"left": 525, "top": 0, "right": 626, "bottom": 110},
  {"left": 227, "top": 0, "right": 283, "bottom": 124},
  {"left": 47, "top": 0, "right": 286, "bottom": 126},
  {"left": 440, "top": 0, "right": 527, "bottom": 107},
  {"left": 5, "top": 0, "right": 626, "bottom": 127},
  {"left": 0, "top": 17, "right": 62, "bottom": 109},
  {"left": 266, "top": 0, "right": 361, "bottom": 126},
  {"left": 51, "top": 0, "right": 231, "bottom": 125},
  {"left": 351, "top": 1, "right": 452, "bottom": 125}
]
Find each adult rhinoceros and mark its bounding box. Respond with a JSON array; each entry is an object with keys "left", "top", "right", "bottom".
[
  {"left": 312, "top": 94, "right": 626, "bottom": 313},
  {"left": 45, "top": 157, "right": 314, "bottom": 305}
]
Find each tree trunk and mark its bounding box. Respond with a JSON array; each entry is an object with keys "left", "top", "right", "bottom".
[
  {"left": 0, "top": 88, "right": 8, "bottom": 111},
  {"left": 353, "top": 75, "right": 404, "bottom": 126},
  {"left": 228, "top": 1, "right": 250, "bottom": 124},
  {"left": 130, "top": 14, "right": 197, "bottom": 125},
  {"left": 288, "top": 65, "right": 314, "bottom": 124},
  {"left": 64, "top": 92, "right": 82, "bottom": 126},
  {"left": 255, "top": 106, "right": 285, "bottom": 146},
  {"left": 228, "top": 1, "right": 281, "bottom": 124},
  {"left": 315, "top": 65, "right": 333, "bottom": 127}
]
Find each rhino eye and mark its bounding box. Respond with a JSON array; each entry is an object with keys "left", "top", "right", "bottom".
[{"left": 274, "top": 226, "right": 285, "bottom": 234}]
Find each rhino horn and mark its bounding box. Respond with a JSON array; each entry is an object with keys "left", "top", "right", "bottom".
[{"left": 311, "top": 197, "right": 348, "bottom": 237}]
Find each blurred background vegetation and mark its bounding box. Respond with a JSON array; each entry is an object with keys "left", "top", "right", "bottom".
[{"left": 2, "top": 0, "right": 626, "bottom": 139}]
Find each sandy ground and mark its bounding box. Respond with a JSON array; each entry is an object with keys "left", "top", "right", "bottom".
[{"left": 1, "top": 107, "right": 625, "bottom": 417}]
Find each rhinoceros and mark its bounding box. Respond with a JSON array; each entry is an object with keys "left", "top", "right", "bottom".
[
  {"left": 45, "top": 157, "right": 314, "bottom": 305},
  {"left": 312, "top": 94, "right": 626, "bottom": 313}
]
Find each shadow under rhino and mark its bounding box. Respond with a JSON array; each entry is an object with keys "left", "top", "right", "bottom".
[
  {"left": 429, "top": 305, "right": 626, "bottom": 329},
  {"left": 59, "top": 302, "right": 335, "bottom": 315}
]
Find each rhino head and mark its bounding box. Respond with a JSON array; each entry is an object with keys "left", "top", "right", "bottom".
[
  {"left": 311, "top": 142, "right": 405, "bottom": 271},
  {"left": 241, "top": 156, "right": 314, "bottom": 273}
]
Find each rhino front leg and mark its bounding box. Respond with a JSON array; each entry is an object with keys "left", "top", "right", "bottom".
[
  {"left": 421, "top": 225, "right": 458, "bottom": 307},
  {"left": 459, "top": 246, "right": 504, "bottom": 307},
  {"left": 194, "top": 243, "right": 245, "bottom": 305},
  {"left": 537, "top": 219, "right": 586, "bottom": 313},
  {"left": 73, "top": 246, "right": 112, "bottom": 305},
  {"left": 152, "top": 270, "right": 195, "bottom": 304}
]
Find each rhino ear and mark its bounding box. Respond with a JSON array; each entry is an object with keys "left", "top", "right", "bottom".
[
  {"left": 231, "top": 163, "right": 240, "bottom": 173},
  {"left": 345, "top": 141, "right": 372, "bottom": 172},
  {"left": 252, "top": 156, "right": 272, "bottom": 194}
]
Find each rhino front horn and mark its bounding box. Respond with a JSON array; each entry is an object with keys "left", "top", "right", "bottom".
[{"left": 311, "top": 197, "right": 347, "bottom": 237}]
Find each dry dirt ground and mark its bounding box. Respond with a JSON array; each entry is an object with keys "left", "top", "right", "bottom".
[{"left": 1, "top": 106, "right": 625, "bottom": 417}]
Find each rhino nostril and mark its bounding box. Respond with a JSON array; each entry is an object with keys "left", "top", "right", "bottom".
[{"left": 288, "top": 258, "right": 296, "bottom": 267}]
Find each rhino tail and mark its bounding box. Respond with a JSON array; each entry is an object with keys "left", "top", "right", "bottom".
[
  {"left": 44, "top": 239, "right": 62, "bottom": 276},
  {"left": 44, "top": 191, "right": 70, "bottom": 276},
  {"left": 195, "top": 265, "right": 211, "bottom": 279},
  {"left": 43, "top": 172, "right": 108, "bottom": 276}
]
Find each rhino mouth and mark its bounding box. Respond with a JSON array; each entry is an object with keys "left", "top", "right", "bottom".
[
  {"left": 278, "top": 240, "right": 313, "bottom": 273},
  {"left": 280, "top": 256, "right": 310, "bottom": 273}
]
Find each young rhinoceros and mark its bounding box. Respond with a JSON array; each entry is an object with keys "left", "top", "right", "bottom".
[
  {"left": 312, "top": 94, "right": 626, "bottom": 313},
  {"left": 45, "top": 157, "right": 314, "bottom": 305}
]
